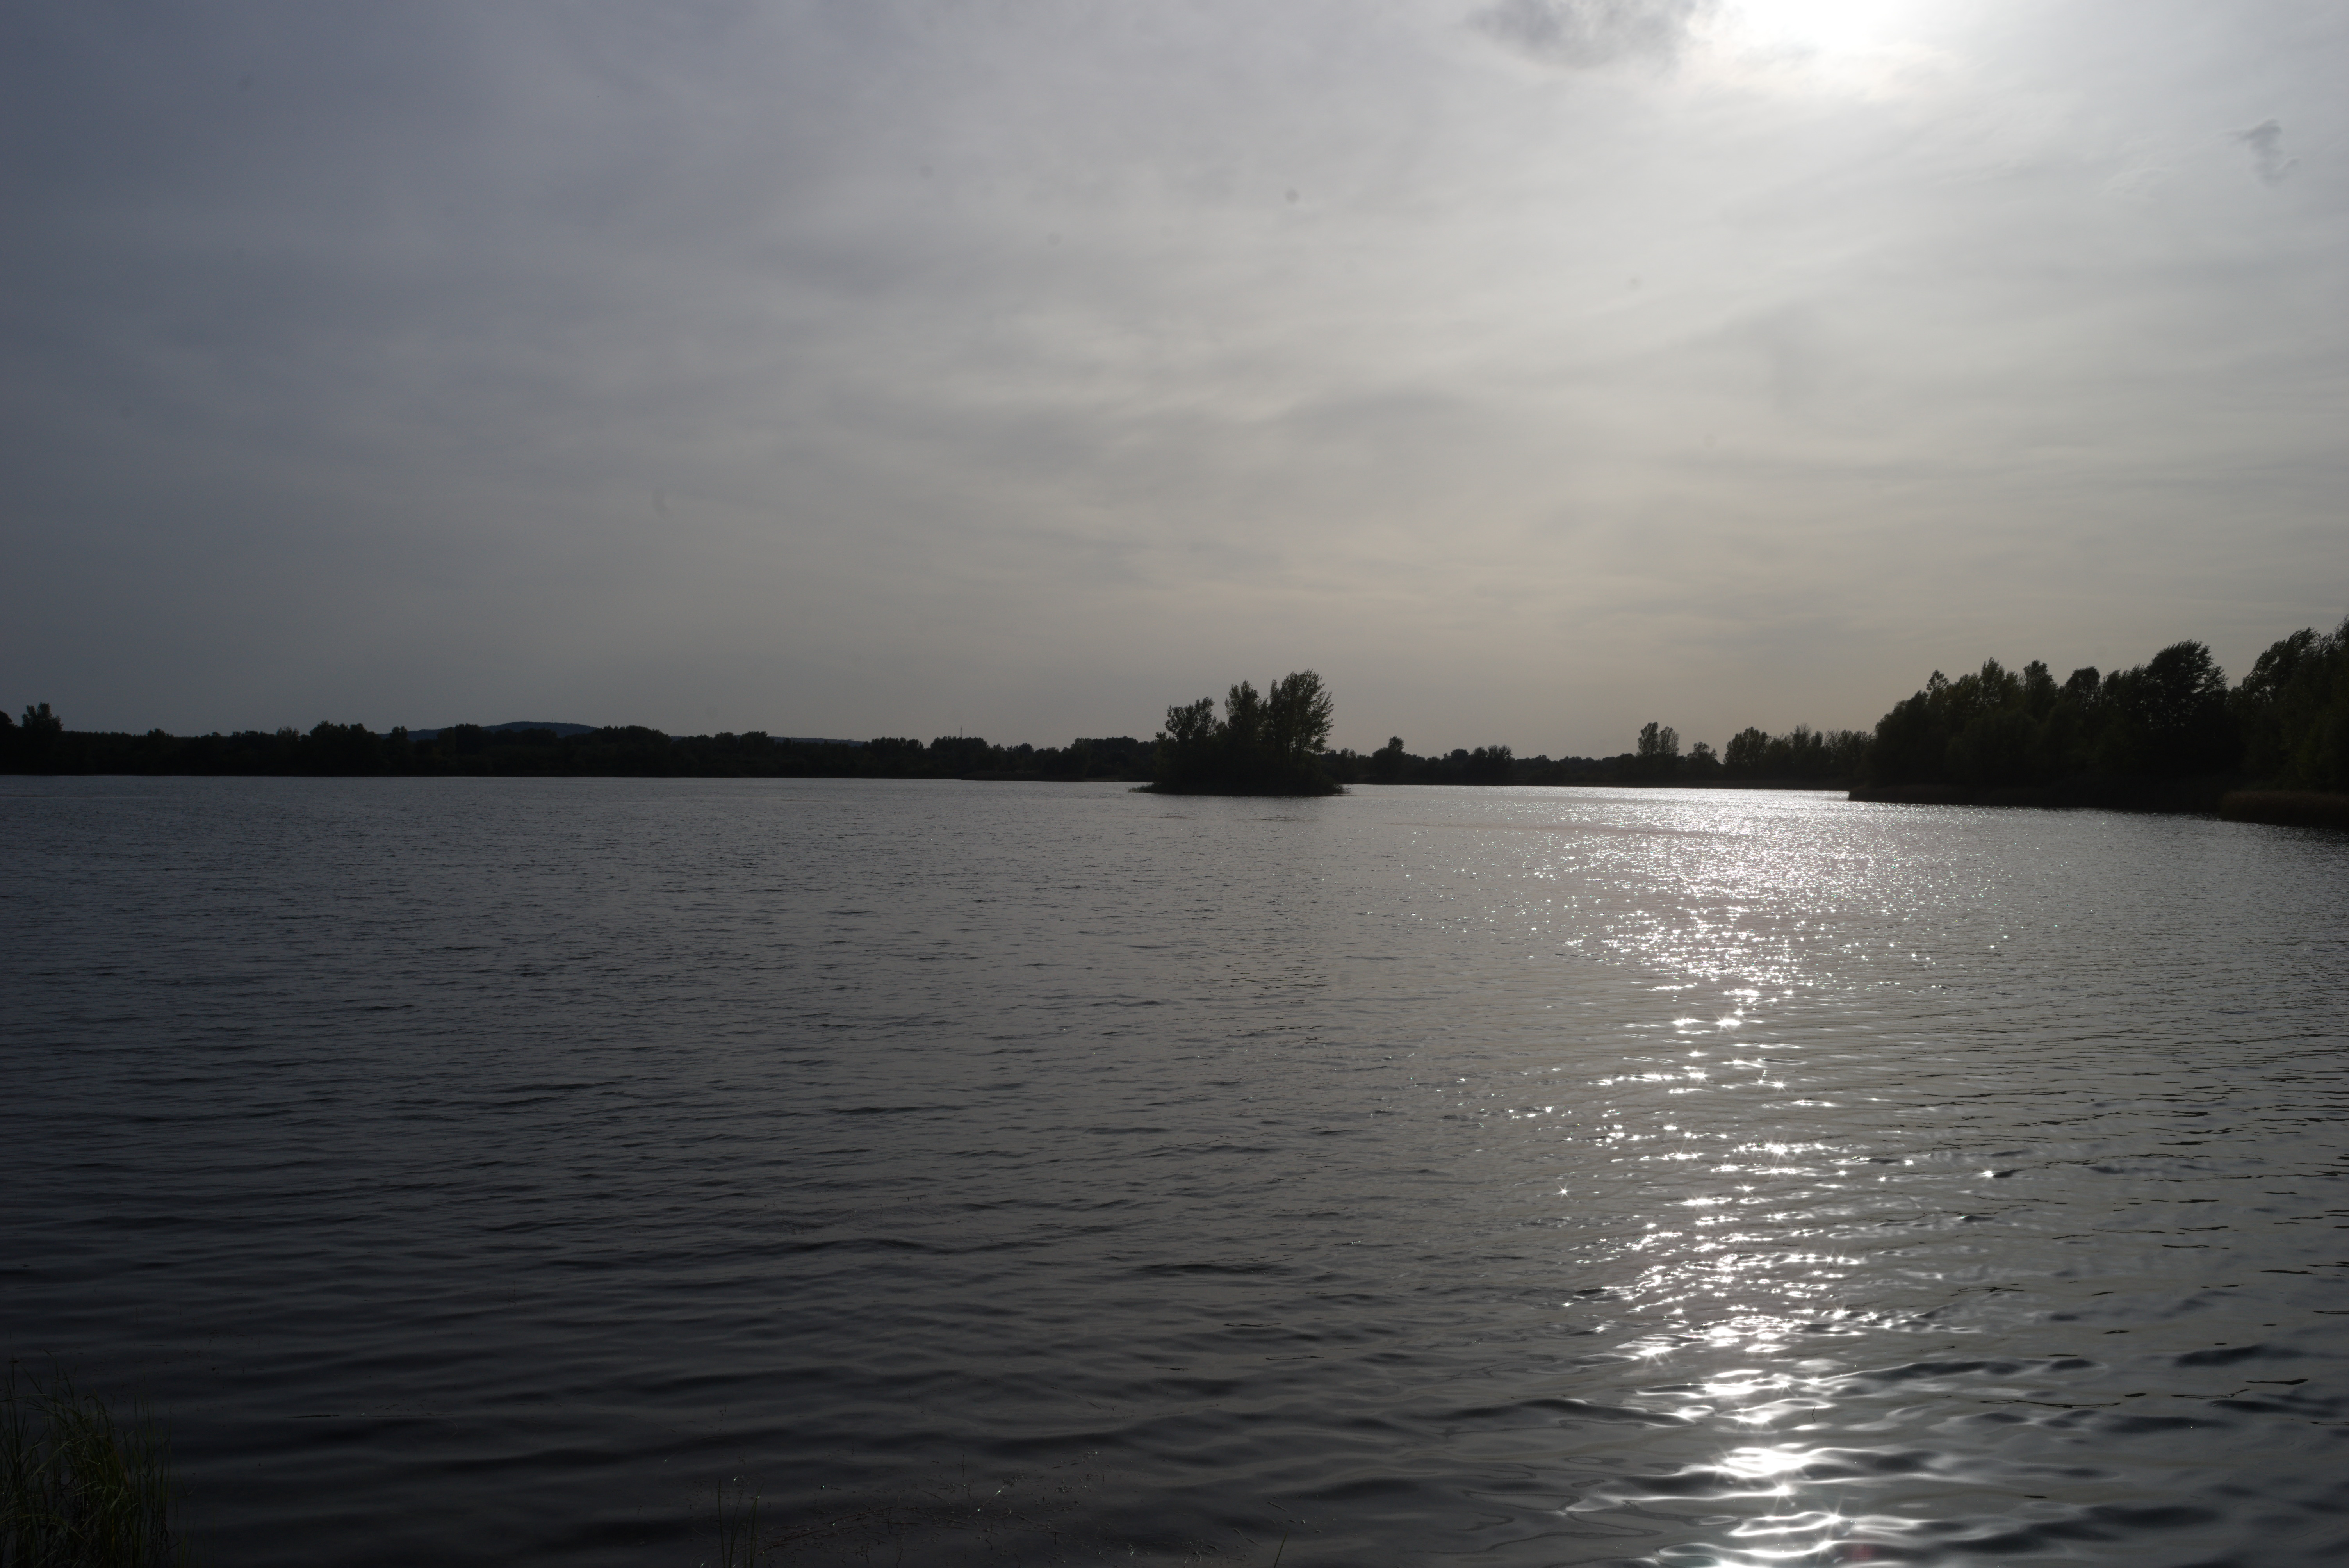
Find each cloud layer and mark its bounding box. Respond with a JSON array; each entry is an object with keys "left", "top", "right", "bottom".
[
  {"left": 4, "top": 1, "right": 2344, "bottom": 754},
  {"left": 1476, "top": 0, "right": 1715, "bottom": 68}
]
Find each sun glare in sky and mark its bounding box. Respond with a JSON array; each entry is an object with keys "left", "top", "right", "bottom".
[
  {"left": 1710, "top": 0, "right": 1952, "bottom": 92},
  {"left": 1728, "top": 0, "right": 1922, "bottom": 51}
]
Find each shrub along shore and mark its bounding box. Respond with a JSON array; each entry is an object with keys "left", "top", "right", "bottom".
[
  {"left": 5, "top": 615, "right": 2345, "bottom": 814},
  {"left": 2216, "top": 790, "right": 2349, "bottom": 830}
]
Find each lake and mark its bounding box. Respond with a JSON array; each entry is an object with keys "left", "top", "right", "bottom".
[{"left": 4, "top": 777, "right": 2346, "bottom": 1566}]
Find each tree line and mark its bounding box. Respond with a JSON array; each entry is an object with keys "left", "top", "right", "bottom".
[
  {"left": 1134, "top": 668, "right": 1873, "bottom": 793},
  {"left": 1308, "top": 720, "right": 1872, "bottom": 789},
  {"left": 6, "top": 613, "right": 2344, "bottom": 804},
  {"left": 1287, "top": 615, "right": 2344, "bottom": 802},
  {"left": 0, "top": 696, "right": 1864, "bottom": 791},
  {"left": 0, "top": 715, "right": 1156, "bottom": 781},
  {"left": 1858, "top": 616, "right": 2349, "bottom": 801}
]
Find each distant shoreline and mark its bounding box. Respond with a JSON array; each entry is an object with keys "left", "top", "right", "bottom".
[{"left": 7, "top": 603, "right": 2343, "bottom": 806}]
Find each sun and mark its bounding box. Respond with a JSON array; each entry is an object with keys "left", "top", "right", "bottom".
[
  {"left": 1726, "top": 0, "right": 1915, "bottom": 54},
  {"left": 1700, "top": 0, "right": 1954, "bottom": 94},
  {"left": 1733, "top": 0, "right": 1858, "bottom": 46}
]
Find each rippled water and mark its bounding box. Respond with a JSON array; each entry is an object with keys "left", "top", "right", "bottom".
[{"left": 5, "top": 778, "right": 2347, "bottom": 1566}]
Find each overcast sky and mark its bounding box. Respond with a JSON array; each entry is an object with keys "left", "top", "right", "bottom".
[{"left": 5, "top": 0, "right": 2343, "bottom": 754}]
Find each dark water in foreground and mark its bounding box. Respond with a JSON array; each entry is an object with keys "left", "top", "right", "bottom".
[{"left": 4, "top": 778, "right": 2347, "bottom": 1566}]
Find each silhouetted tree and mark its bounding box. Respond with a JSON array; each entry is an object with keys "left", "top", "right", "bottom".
[
  {"left": 927, "top": 735, "right": 996, "bottom": 775},
  {"left": 2238, "top": 617, "right": 2349, "bottom": 790},
  {"left": 2096, "top": 641, "right": 2237, "bottom": 776},
  {"left": 1463, "top": 744, "right": 1514, "bottom": 784},
  {"left": 1862, "top": 634, "right": 2275, "bottom": 795},
  {"left": 1265, "top": 670, "right": 1336, "bottom": 766},
  {"left": 1634, "top": 722, "right": 1679, "bottom": 781},
  {"left": 1152, "top": 671, "right": 1339, "bottom": 794}
]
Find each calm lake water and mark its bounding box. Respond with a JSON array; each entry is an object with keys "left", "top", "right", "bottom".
[{"left": 5, "top": 777, "right": 2347, "bottom": 1566}]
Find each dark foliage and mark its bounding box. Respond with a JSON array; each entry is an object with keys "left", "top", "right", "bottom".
[
  {"left": 2, "top": 1361, "right": 186, "bottom": 1568},
  {"left": 0, "top": 714, "right": 1156, "bottom": 783},
  {"left": 1721, "top": 723, "right": 1871, "bottom": 784},
  {"left": 12, "top": 615, "right": 2340, "bottom": 803},
  {"left": 1461, "top": 744, "right": 1515, "bottom": 785},
  {"left": 1332, "top": 720, "right": 1858, "bottom": 789},
  {"left": 1866, "top": 642, "right": 2240, "bottom": 791},
  {"left": 1856, "top": 617, "right": 2348, "bottom": 803},
  {"left": 2236, "top": 616, "right": 2349, "bottom": 792},
  {"left": 2219, "top": 790, "right": 2349, "bottom": 830},
  {"left": 1633, "top": 722, "right": 1680, "bottom": 781},
  {"left": 1150, "top": 672, "right": 1339, "bottom": 795}
]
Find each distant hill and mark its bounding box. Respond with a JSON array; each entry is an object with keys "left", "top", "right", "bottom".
[{"left": 407, "top": 721, "right": 599, "bottom": 740}]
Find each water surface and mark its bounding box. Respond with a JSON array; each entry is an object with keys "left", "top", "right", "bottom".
[{"left": 4, "top": 778, "right": 2345, "bottom": 1565}]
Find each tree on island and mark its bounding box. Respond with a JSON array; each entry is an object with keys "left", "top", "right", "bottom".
[
  {"left": 1151, "top": 670, "right": 1340, "bottom": 795},
  {"left": 1634, "top": 721, "right": 1680, "bottom": 781}
]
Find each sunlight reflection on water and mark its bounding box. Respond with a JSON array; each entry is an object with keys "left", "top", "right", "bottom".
[
  {"left": 1380, "top": 788, "right": 2348, "bottom": 1564},
  {"left": 3, "top": 780, "right": 2347, "bottom": 1566}
]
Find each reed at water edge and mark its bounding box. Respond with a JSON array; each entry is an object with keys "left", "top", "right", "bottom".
[
  {"left": 0, "top": 1361, "right": 188, "bottom": 1568},
  {"left": 2218, "top": 790, "right": 2349, "bottom": 829}
]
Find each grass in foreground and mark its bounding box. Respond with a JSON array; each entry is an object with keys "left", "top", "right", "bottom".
[
  {"left": 0, "top": 1362, "right": 187, "bottom": 1568},
  {"left": 715, "top": 1478, "right": 759, "bottom": 1568}
]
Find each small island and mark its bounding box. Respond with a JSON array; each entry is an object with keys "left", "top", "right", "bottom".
[{"left": 1147, "top": 670, "right": 1341, "bottom": 795}]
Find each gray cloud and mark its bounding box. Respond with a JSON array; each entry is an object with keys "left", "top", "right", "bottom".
[
  {"left": 2236, "top": 119, "right": 2297, "bottom": 185},
  {"left": 1472, "top": 0, "right": 1713, "bottom": 69},
  {"left": 2, "top": 1, "right": 2344, "bottom": 754}
]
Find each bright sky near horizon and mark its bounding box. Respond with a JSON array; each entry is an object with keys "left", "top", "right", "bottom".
[{"left": 5, "top": 1, "right": 2343, "bottom": 754}]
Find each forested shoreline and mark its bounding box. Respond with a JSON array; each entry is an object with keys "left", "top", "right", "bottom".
[
  {"left": 1852, "top": 617, "right": 2349, "bottom": 813},
  {"left": 0, "top": 708, "right": 1877, "bottom": 792},
  {"left": 0, "top": 714, "right": 1161, "bottom": 782},
  {"left": 5, "top": 615, "right": 2344, "bottom": 814}
]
